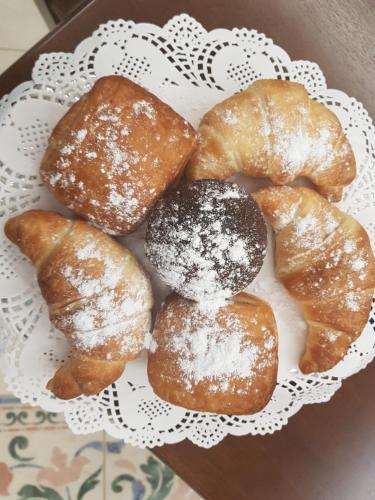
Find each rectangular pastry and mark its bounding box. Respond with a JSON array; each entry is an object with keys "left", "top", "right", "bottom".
[{"left": 40, "top": 75, "right": 196, "bottom": 234}]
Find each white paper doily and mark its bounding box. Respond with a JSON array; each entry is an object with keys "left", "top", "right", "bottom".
[{"left": 0, "top": 14, "right": 374, "bottom": 448}]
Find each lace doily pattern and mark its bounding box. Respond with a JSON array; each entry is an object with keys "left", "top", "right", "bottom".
[{"left": 0, "top": 15, "right": 374, "bottom": 448}]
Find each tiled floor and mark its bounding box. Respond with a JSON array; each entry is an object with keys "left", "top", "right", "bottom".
[
  {"left": 0, "top": 0, "right": 50, "bottom": 74},
  {"left": 0, "top": 377, "right": 201, "bottom": 499}
]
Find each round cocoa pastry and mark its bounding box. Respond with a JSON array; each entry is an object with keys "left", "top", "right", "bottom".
[
  {"left": 148, "top": 292, "right": 278, "bottom": 415},
  {"left": 145, "top": 180, "right": 267, "bottom": 302}
]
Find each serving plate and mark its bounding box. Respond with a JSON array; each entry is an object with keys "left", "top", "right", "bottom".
[{"left": 0, "top": 14, "right": 374, "bottom": 448}]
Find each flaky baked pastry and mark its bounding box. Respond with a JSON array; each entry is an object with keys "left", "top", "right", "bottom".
[
  {"left": 4, "top": 210, "right": 153, "bottom": 399},
  {"left": 40, "top": 75, "right": 196, "bottom": 235},
  {"left": 148, "top": 292, "right": 278, "bottom": 415},
  {"left": 253, "top": 186, "right": 375, "bottom": 373},
  {"left": 187, "top": 79, "right": 356, "bottom": 201}
]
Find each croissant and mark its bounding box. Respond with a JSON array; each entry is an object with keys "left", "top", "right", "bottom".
[
  {"left": 4, "top": 210, "right": 153, "bottom": 399},
  {"left": 252, "top": 186, "right": 375, "bottom": 373},
  {"left": 187, "top": 79, "right": 356, "bottom": 202}
]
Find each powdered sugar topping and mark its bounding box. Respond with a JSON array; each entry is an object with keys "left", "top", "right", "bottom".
[
  {"left": 222, "top": 109, "right": 240, "bottom": 125},
  {"left": 43, "top": 88, "right": 194, "bottom": 235},
  {"left": 325, "top": 330, "right": 339, "bottom": 343},
  {"left": 76, "top": 129, "right": 87, "bottom": 142},
  {"left": 289, "top": 209, "right": 339, "bottom": 251},
  {"left": 132, "top": 100, "right": 156, "bottom": 120},
  {"left": 59, "top": 237, "right": 151, "bottom": 354},
  {"left": 163, "top": 304, "right": 275, "bottom": 392},
  {"left": 261, "top": 97, "right": 339, "bottom": 177},
  {"left": 146, "top": 181, "right": 267, "bottom": 305},
  {"left": 345, "top": 291, "right": 361, "bottom": 312}
]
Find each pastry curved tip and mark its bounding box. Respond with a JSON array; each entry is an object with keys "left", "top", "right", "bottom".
[
  {"left": 47, "top": 366, "right": 84, "bottom": 400},
  {"left": 299, "top": 355, "right": 337, "bottom": 375},
  {"left": 316, "top": 185, "right": 343, "bottom": 203},
  {"left": 298, "top": 351, "right": 333, "bottom": 374},
  {"left": 299, "top": 358, "right": 318, "bottom": 375},
  {"left": 4, "top": 216, "right": 19, "bottom": 244},
  {"left": 47, "top": 356, "right": 127, "bottom": 400}
]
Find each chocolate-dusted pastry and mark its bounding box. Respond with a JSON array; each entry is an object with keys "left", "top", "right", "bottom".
[{"left": 145, "top": 180, "right": 267, "bottom": 302}]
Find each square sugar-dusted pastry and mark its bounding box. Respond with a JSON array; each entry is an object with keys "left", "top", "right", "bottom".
[{"left": 40, "top": 76, "right": 196, "bottom": 234}]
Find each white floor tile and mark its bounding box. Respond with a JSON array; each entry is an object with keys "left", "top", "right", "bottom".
[
  {"left": 0, "top": 48, "right": 24, "bottom": 74},
  {"left": 0, "top": 0, "right": 49, "bottom": 51}
]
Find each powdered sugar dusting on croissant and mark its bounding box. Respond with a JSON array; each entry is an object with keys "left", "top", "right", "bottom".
[
  {"left": 187, "top": 79, "right": 355, "bottom": 202},
  {"left": 253, "top": 186, "right": 375, "bottom": 373},
  {"left": 57, "top": 238, "right": 151, "bottom": 355},
  {"left": 4, "top": 210, "right": 153, "bottom": 399},
  {"left": 285, "top": 210, "right": 339, "bottom": 251}
]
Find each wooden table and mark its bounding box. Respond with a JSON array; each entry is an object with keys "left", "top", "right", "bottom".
[{"left": 1, "top": 1, "right": 374, "bottom": 499}]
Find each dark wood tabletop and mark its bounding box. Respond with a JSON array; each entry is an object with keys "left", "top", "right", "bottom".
[{"left": 1, "top": 1, "right": 374, "bottom": 499}]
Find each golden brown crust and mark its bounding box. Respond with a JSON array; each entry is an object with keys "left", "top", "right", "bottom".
[
  {"left": 4, "top": 210, "right": 153, "bottom": 398},
  {"left": 40, "top": 76, "right": 196, "bottom": 235},
  {"left": 253, "top": 186, "right": 375, "bottom": 373},
  {"left": 4, "top": 209, "right": 73, "bottom": 267},
  {"left": 148, "top": 292, "right": 278, "bottom": 415},
  {"left": 187, "top": 79, "right": 356, "bottom": 202},
  {"left": 46, "top": 353, "right": 126, "bottom": 400}
]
